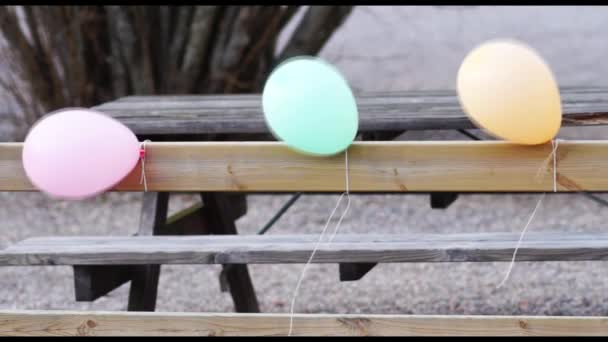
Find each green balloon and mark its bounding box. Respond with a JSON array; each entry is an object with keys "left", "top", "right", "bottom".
[{"left": 262, "top": 56, "right": 359, "bottom": 156}]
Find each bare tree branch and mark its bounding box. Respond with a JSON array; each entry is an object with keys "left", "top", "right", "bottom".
[
  {"left": 236, "top": 7, "right": 285, "bottom": 76},
  {"left": 60, "top": 6, "right": 87, "bottom": 106},
  {"left": 180, "top": 6, "right": 219, "bottom": 92},
  {"left": 104, "top": 6, "right": 129, "bottom": 96},
  {"left": 0, "top": 6, "right": 63, "bottom": 111},
  {"left": 106, "top": 6, "right": 147, "bottom": 94},
  {"left": 157, "top": 6, "right": 170, "bottom": 92},
  {"left": 167, "top": 6, "right": 194, "bottom": 91},
  {"left": 77, "top": 6, "right": 115, "bottom": 105},
  {"left": 131, "top": 6, "right": 156, "bottom": 94},
  {"left": 276, "top": 6, "right": 353, "bottom": 64},
  {"left": 203, "top": 7, "right": 239, "bottom": 93},
  {"left": 278, "top": 6, "right": 299, "bottom": 29},
  {"left": 0, "top": 5, "right": 352, "bottom": 128}
]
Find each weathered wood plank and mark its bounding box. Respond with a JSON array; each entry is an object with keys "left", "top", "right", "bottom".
[
  {"left": 0, "top": 141, "right": 606, "bottom": 192},
  {"left": 112, "top": 86, "right": 608, "bottom": 102},
  {"left": 3, "top": 232, "right": 608, "bottom": 266},
  {"left": 19, "top": 232, "right": 608, "bottom": 244},
  {"left": 91, "top": 89, "right": 608, "bottom": 135},
  {"left": 1, "top": 310, "right": 608, "bottom": 336}
]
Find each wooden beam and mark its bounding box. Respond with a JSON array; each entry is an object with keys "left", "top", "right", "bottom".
[
  {"left": 5, "top": 232, "right": 608, "bottom": 266},
  {"left": 1, "top": 141, "right": 608, "bottom": 192},
  {"left": 91, "top": 88, "right": 608, "bottom": 135},
  {"left": 2, "top": 310, "right": 608, "bottom": 336}
]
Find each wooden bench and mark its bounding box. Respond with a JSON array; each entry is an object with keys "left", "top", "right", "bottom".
[
  {"left": 2, "top": 89, "right": 608, "bottom": 335},
  {"left": 5, "top": 232, "right": 608, "bottom": 266}
]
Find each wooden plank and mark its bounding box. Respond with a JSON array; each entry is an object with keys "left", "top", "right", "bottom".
[
  {"left": 0, "top": 141, "right": 607, "bottom": 192},
  {"left": 1, "top": 310, "right": 608, "bottom": 336},
  {"left": 4, "top": 232, "right": 608, "bottom": 266},
  {"left": 91, "top": 88, "right": 608, "bottom": 135},
  {"left": 112, "top": 86, "right": 608, "bottom": 102}
]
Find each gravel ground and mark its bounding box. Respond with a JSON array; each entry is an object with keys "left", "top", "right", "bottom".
[{"left": 3, "top": 6, "right": 608, "bottom": 316}]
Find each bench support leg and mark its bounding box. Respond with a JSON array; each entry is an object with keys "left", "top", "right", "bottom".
[
  {"left": 128, "top": 264, "right": 162, "bottom": 311},
  {"left": 127, "top": 192, "right": 169, "bottom": 311},
  {"left": 73, "top": 265, "right": 133, "bottom": 302},
  {"left": 72, "top": 202, "right": 208, "bottom": 303},
  {"left": 430, "top": 192, "right": 459, "bottom": 209},
  {"left": 201, "top": 193, "right": 260, "bottom": 313},
  {"left": 339, "top": 263, "right": 378, "bottom": 281}
]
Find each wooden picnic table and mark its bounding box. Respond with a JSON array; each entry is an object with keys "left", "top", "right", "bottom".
[
  {"left": 3, "top": 88, "right": 608, "bottom": 335},
  {"left": 83, "top": 87, "right": 608, "bottom": 313}
]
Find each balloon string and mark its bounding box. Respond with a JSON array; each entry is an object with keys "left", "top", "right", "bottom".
[
  {"left": 497, "top": 139, "right": 560, "bottom": 289},
  {"left": 552, "top": 139, "right": 559, "bottom": 193},
  {"left": 535, "top": 139, "right": 561, "bottom": 186},
  {"left": 288, "top": 149, "right": 351, "bottom": 336},
  {"left": 496, "top": 192, "right": 545, "bottom": 289},
  {"left": 329, "top": 150, "right": 350, "bottom": 244},
  {"left": 139, "top": 140, "right": 150, "bottom": 192}
]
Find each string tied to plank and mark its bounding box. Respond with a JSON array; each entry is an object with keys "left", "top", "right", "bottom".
[
  {"left": 497, "top": 138, "right": 561, "bottom": 289},
  {"left": 551, "top": 139, "right": 560, "bottom": 193},
  {"left": 139, "top": 140, "right": 151, "bottom": 192},
  {"left": 288, "top": 149, "right": 352, "bottom": 336},
  {"left": 534, "top": 138, "right": 562, "bottom": 192}
]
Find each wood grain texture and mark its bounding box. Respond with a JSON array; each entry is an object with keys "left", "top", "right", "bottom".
[
  {"left": 1, "top": 310, "right": 608, "bottom": 336},
  {"left": 3, "top": 232, "right": 608, "bottom": 266},
  {"left": 0, "top": 141, "right": 607, "bottom": 192},
  {"left": 91, "top": 88, "right": 608, "bottom": 135}
]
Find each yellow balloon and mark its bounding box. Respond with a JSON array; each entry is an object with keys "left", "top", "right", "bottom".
[{"left": 457, "top": 39, "right": 562, "bottom": 145}]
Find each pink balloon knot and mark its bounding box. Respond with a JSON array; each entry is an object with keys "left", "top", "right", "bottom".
[{"left": 139, "top": 147, "right": 146, "bottom": 159}]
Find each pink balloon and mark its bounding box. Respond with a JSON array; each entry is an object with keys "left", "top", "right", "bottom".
[{"left": 22, "top": 108, "right": 141, "bottom": 200}]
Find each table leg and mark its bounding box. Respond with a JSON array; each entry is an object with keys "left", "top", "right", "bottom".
[
  {"left": 201, "top": 193, "right": 260, "bottom": 313},
  {"left": 127, "top": 192, "right": 169, "bottom": 311}
]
